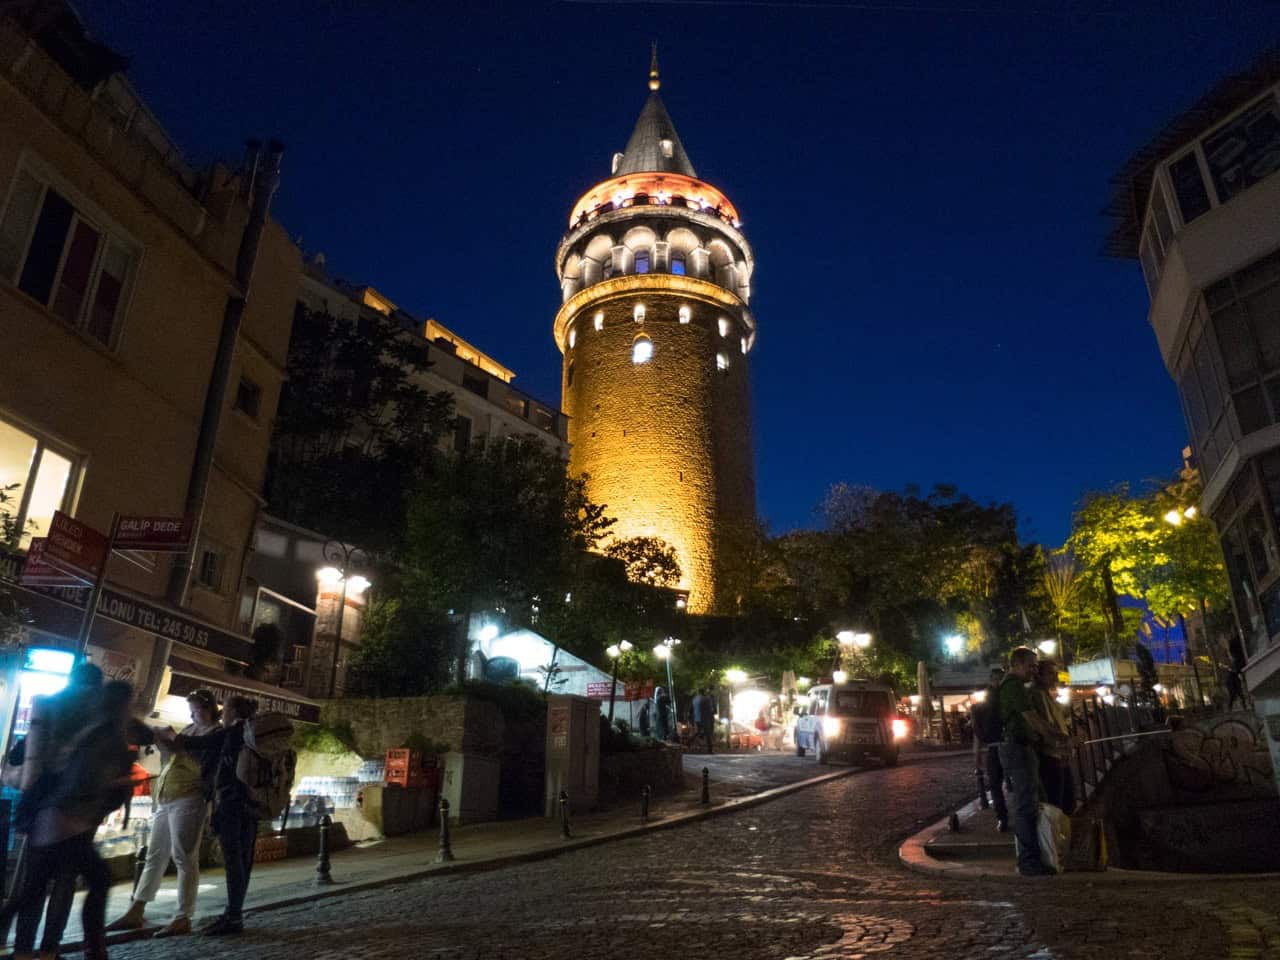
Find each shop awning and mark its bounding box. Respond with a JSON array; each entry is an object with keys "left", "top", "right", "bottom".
[{"left": 167, "top": 656, "right": 321, "bottom": 724}]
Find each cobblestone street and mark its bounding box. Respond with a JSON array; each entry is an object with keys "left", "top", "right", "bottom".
[{"left": 99, "top": 752, "right": 1280, "bottom": 960}]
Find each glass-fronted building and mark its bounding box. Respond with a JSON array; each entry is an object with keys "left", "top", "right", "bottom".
[{"left": 1107, "top": 49, "right": 1280, "bottom": 776}]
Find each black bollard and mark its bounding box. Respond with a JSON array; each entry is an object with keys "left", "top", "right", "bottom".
[
  {"left": 975, "top": 766, "right": 989, "bottom": 809},
  {"left": 559, "top": 789, "right": 572, "bottom": 839},
  {"left": 948, "top": 811, "right": 961, "bottom": 832},
  {"left": 436, "top": 796, "right": 454, "bottom": 863},
  {"left": 640, "top": 784, "right": 651, "bottom": 822},
  {"left": 315, "top": 814, "right": 333, "bottom": 885},
  {"left": 701, "top": 766, "right": 710, "bottom": 805}
]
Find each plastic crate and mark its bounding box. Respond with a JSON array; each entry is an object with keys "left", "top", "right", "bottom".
[{"left": 385, "top": 749, "right": 422, "bottom": 767}]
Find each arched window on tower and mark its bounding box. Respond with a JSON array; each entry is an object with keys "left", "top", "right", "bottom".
[
  {"left": 634, "top": 303, "right": 646, "bottom": 323},
  {"left": 670, "top": 253, "right": 686, "bottom": 276},
  {"left": 603, "top": 256, "right": 615, "bottom": 280},
  {"left": 634, "top": 249, "right": 650, "bottom": 274},
  {"left": 633, "top": 336, "right": 653, "bottom": 364},
  {"left": 678, "top": 305, "right": 691, "bottom": 324}
]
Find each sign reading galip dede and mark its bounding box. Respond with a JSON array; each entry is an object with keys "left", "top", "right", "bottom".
[
  {"left": 43, "top": 511, "right": 108, "bottom": 583},
  {"left": 113, "top": 515, "right": 192, "bottom": 552}
]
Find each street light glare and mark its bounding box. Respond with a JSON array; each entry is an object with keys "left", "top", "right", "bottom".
[
  {"left": 606, "top": 644, "right": 621, "bottom": 659},
  {"left": 836, "top": 630, "right": 855, "bottom": 646},
  {"left": 478, "top": 623, "right": 499, "bottom": 643},
  {"left": 1164, "top": 509, "right": 1183, "bottom": 526},
  {"left": 654, "top": 644, "right": 671, "bottom": 659},
  {"left": 1036, "top": 639, "right": 1057, "bottom": 656},
  {"left": 345, "top": 575, "right": 371, "bottom": 594},
  {"left": 619, "top": 639, "right": 634, "bottom": 652},
  {"left": 315, "top": 566, "right": 343, "bottom": 586},
  {"left": 725, "top": 668, "right": 747, "bottom": 684},
  {"left": 852, "top": 632, "right": 872, "bottom": 649},
  {"left": 832, "top": 669, "right": 848, "bottom": 684},
  {"left": 944, "top": 635, "right": 964, "bottom": 656}
]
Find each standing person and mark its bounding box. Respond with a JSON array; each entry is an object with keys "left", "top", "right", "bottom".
[
  {"left": 108, "top": 689, "right": 221, "bottom": 937},
  {"left": 637, "top": 699, "right": 652, "bottom": 738},
  {"left": 997, "top": 647, "right": 1054, "bottom": 877},
  {"left": 166, "top": 696, "right": 259, "bottom": 936},
  {"left": 691, "top": 689, "right": 714, "bottom": 754},
  {"left": 971, "top": 667, "right": 1009, "bottom": 832},
  {"left": 653, "top": 687, "right": 672, "bottom": 742},
  {"left": 1033, "top": 660, "right": 1075, "bottom": 815},
  {"left": 4, "top": 680, "right": 136, "bottom": 960},
  {"left": 1, "top": 662, "right": 105, "bottom": 959}
]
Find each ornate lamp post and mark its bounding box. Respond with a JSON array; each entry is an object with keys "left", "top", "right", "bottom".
[
  {"left": 654, "top": 637, "right": 681, "bottom": 742},
  {"left": 317, "top": 540, "right": 370, "bottom": 699},
  {"left": 605, "top": 640, "right": 633, "bottom": 724}
]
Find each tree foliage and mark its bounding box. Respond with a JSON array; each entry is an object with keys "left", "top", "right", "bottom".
[
  {"left": 265, "top": 305, "right": 456, "bottom": 552},
  {"left": 603, "top": 536, "right": 681, "bottom": 588},
  {"left": 344, "top": 595, "right": 454, "bottom": 698}
]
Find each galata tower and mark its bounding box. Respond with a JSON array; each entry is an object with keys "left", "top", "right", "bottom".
[{"left": 552, "top": 50, "right": 757, "bottom": 613}]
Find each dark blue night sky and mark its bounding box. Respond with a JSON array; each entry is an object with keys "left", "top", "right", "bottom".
[{"left": 77, "top": 1, "right": 1275, "bottom": 545}]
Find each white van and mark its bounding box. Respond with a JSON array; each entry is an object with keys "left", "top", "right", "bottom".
[{"left": 794, "top": 679, "right": 905, "bottom": 766}]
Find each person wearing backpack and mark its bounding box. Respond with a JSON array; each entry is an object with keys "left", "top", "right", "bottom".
[
  {"left": 3, "top": 680, "right": 135, "bottom": 960},
  {"left": 107, "top": 688, "right": 221, "bottom": 938},
  {"left": 165, "top": 695, "right": 259, "bottom": 937}
]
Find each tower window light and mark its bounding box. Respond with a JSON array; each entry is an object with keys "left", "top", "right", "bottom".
[
  {"left": 594, "top": 311, "right": 604, "bottom": 331},
  {"left": 678, "top": 305, "right": 691, "bottom": 324},
  {"left": 718, "top": 316, "right": 730, "bottom": 337},
  {"left": 632, "top": 336, "right": 653, "bottom": 364},
  {"left": 717, "top": 352, "right": 730, "bottom": 372},
  {"left": 634, "top": 303, "right": 646, "bottom": 323}
]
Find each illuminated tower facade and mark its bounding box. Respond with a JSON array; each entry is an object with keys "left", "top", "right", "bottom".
[{"left": 553, "top": 52, "right": 757, "bottom": 613}]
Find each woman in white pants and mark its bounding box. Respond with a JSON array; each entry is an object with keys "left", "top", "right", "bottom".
[{"left": 107, "top": 689, "right": 219, "bottom": 938}]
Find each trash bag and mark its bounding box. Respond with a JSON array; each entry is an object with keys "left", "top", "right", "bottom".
[{"left": 1037, "top": 802, "right": 1071, "bottom": 873}]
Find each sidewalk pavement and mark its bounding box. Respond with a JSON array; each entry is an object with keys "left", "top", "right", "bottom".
[
  {"left": 899, "top": 796, "right": 1280, "bottom": 883},
  {"left": 13, "top": 750, "right": 860, "bottom": 954}
]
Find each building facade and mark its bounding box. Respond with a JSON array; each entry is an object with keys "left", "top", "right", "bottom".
[
  {"left": 243, "top": 261, "right": 571, "bottom": 696},
  {"left": 552, "top": 55, "right": 757, "bottom": 613},
  {"left": 0, "top": 7, "right": 302, "bottom": 723},
  {"left": 1108, "top": 50, "right": 1280, "bottom": 774}
]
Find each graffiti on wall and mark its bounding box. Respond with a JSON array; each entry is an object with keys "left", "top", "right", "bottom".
[{"left": 1164, "top": 718, "right": 1274, "bottom": 792}]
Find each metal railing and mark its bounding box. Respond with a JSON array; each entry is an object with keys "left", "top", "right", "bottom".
[{"left": 1067, "top": 697, "right": 1161, "bottom": 803}]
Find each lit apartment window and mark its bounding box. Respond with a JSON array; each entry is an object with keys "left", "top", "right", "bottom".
[
  {"left": 0, "top": 168, "right": 136, "bottom": 348},
  {"left": 678, "top": 305, "right": 691, "bottom": 324},
  {"left": 717, "top": 352, "right": 730, "bottom": 372},
  {"left": 0, "top": 415, "right": 79, "bottom": 549},
  {"left": 594, "top": 311, "right": 604, "bottom": 331},
  {"left": 233, "top": 377, "right": 262, "bottom": 420},
  {"left": 718, "top": 316, "right": 730, "bottom": 338},
  {"left": 634, "top": 250, "right": 650, "bottom": 274},
  {"left": 633, "top": 336, "right": 653, "bottom": 364},
  {"left": 634, "top": 303, "right": 646, "bottom": 323}
]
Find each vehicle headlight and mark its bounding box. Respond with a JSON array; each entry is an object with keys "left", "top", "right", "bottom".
[
  {"left": 891, "top": 718, "right": 908, "bottom": 740},
  {"left": 822, "top": 716, "right": 842, "bottom": 738}
]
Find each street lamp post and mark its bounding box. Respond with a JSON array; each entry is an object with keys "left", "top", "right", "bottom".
[
  {"left": 654, "top": 637, "right": 680, "bottom": 742},
  {"left": 318, "top": 540, "right": 370, "bottom": 699},
  {"left": 606, "top": 640, "right": 633, "bottom": 725}
]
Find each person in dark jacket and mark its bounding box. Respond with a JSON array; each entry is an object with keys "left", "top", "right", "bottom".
[
  {"left": 3, "top": 679, "right": 134, "bottom": 960},
  {"left": 165, "top": 695, "right": 258, "bottom": 937},
  {"left": 971, "top": 667, "right": 1009, "bottom": 831}
]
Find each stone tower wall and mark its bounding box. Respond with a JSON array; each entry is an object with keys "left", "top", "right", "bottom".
[{"left": 561, "top": 287, "right": 753, "bottom": 612}]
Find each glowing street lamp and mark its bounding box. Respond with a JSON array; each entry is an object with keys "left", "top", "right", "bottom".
[
  {"left": 832, "top": 669, "right": 849, "bottom": 684},
  {"left": 605, "top": 639, "right": 634, "bottom": 724},
  {"left": 1036, "top": 639, "right": 1058, "bottom": 657},
  {"left": 317, "top": 540, "right": 371, "bottom": 699},
  {"left": 653, "top": 637, "right": 680, "bottom": 742},
  {"left": 725, "top": 668, "right": 748, "bottom": 685},
  {"left": 944, "top": 634, "right": 964, "bottom": 657}
]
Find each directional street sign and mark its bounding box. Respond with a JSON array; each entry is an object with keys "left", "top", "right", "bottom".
[
  {"left": 43, "top": 511, "right": 108, "bottom": 584},
  {"left": 113, "top": 515, "right": 192, "bottom": 552}
]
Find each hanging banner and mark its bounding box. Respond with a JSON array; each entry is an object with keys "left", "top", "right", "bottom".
[
  {"left": 113, "top": 515, "right": 193, "bottom": 552},
  {"left": 42, "top": 511, "right": 108, "bottom": 583}
]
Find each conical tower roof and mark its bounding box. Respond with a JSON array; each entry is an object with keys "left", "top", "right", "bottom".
[{"left": 613, "top": 48, "right": 696, "bottom": 178}]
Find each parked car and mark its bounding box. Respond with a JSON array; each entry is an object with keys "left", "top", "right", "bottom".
[{"left": 794, "top": 679, "right": 906, "bottom": 766}]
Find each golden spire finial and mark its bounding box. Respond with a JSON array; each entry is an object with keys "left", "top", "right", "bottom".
[{"left": 649, "top": 42, "right": 660, "bottom": 92}]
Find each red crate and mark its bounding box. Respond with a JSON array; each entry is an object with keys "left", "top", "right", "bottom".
[
  {"left": 385, "top": 762, "right": 428, "bottom": 788},
  {"left": 386, "top": 748, "right": 423, "bottom": 767}
]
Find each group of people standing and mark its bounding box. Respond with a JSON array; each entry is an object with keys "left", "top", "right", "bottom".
[
  {"left": 971, "top": 646, "right": 1075, "bottom": 877},
  {"left": 0, "top": 664, "right": 266, "bottom": 960}
]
